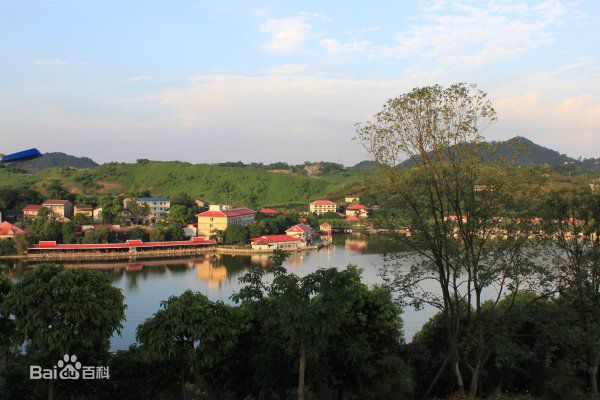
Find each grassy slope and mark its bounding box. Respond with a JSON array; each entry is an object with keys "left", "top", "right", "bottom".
[{"left": 0, "top": 161, "right": 366, "bottom": 207}]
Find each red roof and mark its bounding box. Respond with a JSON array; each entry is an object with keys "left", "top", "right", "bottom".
[
  {"left": 30, "top": 238, "right": 216, "bottom": 250},
  {"left": 43, "top": 200, "right": 70, "bottom": 206},
  {"left": 347, "top": 204, "right": 368, "bottom": 210},
  {"left": 196, "top": 207, "right": 256, "bottom": 218},
  {"left": 346, "top": 215, "right": 361, "bottom": 221},
  {"left": 286, "top": 224, "right": 313, "bottom": 233},
  {"left": 260, "top": 208, "right": 279, "bottom": 214},
  {"left": 0, "top": 221, "right": 25, "bottom": 236},
  {"left": 23, "top": 204, "right": 42, "bottom": 212},
  {"left": 310, "top": 200, "right": 336, "bottom": 206},
  {"left": 251, "top": 235, "right": 302, "bottom": 244}
]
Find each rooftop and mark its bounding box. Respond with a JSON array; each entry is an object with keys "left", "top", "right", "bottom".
[
  {"left": 310, "top": 200, "right": 336, "bottom": 206},
  {"left": 138, "top": 197, "right": 170, "bottom": 202},
  {"left": 43, "top": 199, "right": 70, "bottom": 205},
  {"left": 0, "top": 221, "right": 25, "bottom": 236},
  {"left": 251, "top": 234, "right": 302, "bottom": 244},
  {"left": 197, "top": 207, "right": 256, "bottom": 218}
]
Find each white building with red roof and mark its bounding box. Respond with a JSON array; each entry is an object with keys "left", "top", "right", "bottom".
[
  {"left": 196, "top": 207, "right": 256, "bottom": 238},
  {"left": 345, "top": 204, "right": 369, "bottom": 219},
  {"left": 0, "top": 221, "right": 25, "bottom": 239},
  {"left": 309, "top": 200, "right": 337, "bottom": 215},
  {"left": 250, "top": 234, "right": 305, "bottom": 250},
  {"left": 285, "top": 223, "right": 313, "bottom": 241}
]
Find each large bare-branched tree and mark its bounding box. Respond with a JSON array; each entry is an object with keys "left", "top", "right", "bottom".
[{"left": 357, "top": 83, "right": 543, "bottom": 397}]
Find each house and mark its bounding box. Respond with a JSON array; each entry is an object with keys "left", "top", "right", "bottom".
[
  {"left": 250, "top": 235, "right": 305, "bottom": 250},
  {"left": 309, "top": 200, "right": 337, "bottom": 215},
  {"left": 286, "top": 223, "right": 313, "bottom": 241},
  {"left": 346, "top": 204, "right": 369, "bottom": 218},
  {"left": 319, "top": 222, "right": 332, "bottom": 234},
  {"left": 74, "top": 204, "right": 94, "bottom": 218},
  {"left": 137, "top": 197, "right": 170, "bottom": 222},
  {"left": 345, "top": 196, "right": 360, "bottom": 204},
  {"left": 195, "top": 199, "right": 206, "bottom": 208},
  {"left": 0, "top": 221, "right": 25, "bottom": 239},
  {"left": 346, "top": 215, "right": 361, "bottom": 222},
  {"left": 260, "top": 208, "right": 279, "bottom": 216},
  {"left": 196, "top": 207, "right": 256, "bottom": 238},
  {"left": 23, "top": 204, "right": 43, "bottom": 219},
  {"left": 183, "top": 224, "right": 198, "bottom": 238},
  {"left": 42, "top": 200, "right": 73, "bottom": 219},
  {"left": 93, "top": 207, "right": 103, "bottom": 222}
]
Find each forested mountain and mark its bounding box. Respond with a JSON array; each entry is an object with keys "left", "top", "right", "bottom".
[{"left": 8, "top": 152, "right": 99, "bottom": 172}]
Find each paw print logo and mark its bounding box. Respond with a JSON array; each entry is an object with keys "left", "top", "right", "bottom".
[{"left": 57, "top": 354, "right": 81, "bottom": 380}]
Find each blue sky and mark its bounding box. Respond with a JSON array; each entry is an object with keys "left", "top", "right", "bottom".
[{"left": 1, "top": 0, "right": 598, "bottom": 164}]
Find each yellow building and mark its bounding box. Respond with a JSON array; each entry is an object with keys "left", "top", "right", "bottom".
[
  {"left": 345, "top": 204, "right": 369, "bottom": 218},
  {"left": 196, "top": 207, "right": 256, "bottom": 238},
  {"left": 42, "top": 200, "right": 73, "bottom": 220},
  {"left": 74, "top": 204, "right": 94, "bottom": 218},
  {"left": 309, "top": 200, "right": 337, "bottom": 215},
  {"left": 23, "top": 204, "right": 43, "bottom": 219}
]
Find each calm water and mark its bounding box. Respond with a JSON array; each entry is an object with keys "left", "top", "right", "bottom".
[{"left": 10, "top": 234, "right": 439, "bottom": 351}]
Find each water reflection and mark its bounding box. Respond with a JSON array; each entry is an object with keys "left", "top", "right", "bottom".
[{"left": 9, "top": 234, "right": 414, "bottom": 350}]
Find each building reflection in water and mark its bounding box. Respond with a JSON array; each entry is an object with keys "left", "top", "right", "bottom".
[
  {"left": 192, "top": 255, "right": 228, "bottom": 290},
  {"left": 345, "top": 238, "right": 368, "bottom": 252}
]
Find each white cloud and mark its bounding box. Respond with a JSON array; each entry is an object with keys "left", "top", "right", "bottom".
[
  {"left": 32, "top": 58, "right": 68, "bottom": 66},
  {"left": 378, "top": 0, "right": 566, "bottom": 68},
  {"left": 319, "top": 38, "right": 371, "bottom": 53},
  {"left": 260, "top": 15, "right": 311, "bottom": 51},
  {"left": 265, "top": 63, "right": 309, "bottom": 74},
  {"left": 491, "top": 92, "right": 599, "bottom": 156}
]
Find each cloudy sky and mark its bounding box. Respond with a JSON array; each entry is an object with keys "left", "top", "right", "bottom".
[{"left": 0, "top": 0, "right": 598, "bottom": 165}]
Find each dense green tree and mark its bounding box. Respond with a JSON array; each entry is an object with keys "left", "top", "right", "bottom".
[
  {"left": 82, "top": 227, "right": 110, "bottom": 244},
  {"left": 4, "top": 265, "right": 125, "bottom": 399},
  {"left": 136, "top": 290, "right": 239, "bottom": 400},
  {"left": 0, "top": 239, "right": 15, "bottom": 256},
  {"left": 223, "top": 224, "right": 249, "bottom": 245},
  {"left": 61, "top": 221, "right": 76, "bottom": 244},
  {"left": 127, "top": 227, "right": 149, "bottom": 242},
  {"left": 167, "top": 204, "right": 194, "bottom": 225}
]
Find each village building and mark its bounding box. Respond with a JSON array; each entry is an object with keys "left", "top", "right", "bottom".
[
  {"left": 285, "top": 223, "right": 313, "bottom": 241},
  {"left": 309, "top": 200, "right": 337, "bottom": 215},
  {"left": 195, "top": 198, "right": 206, "bottom": 208},
  {"left": 196, "top": 207, "right": 256, "bottom": 238},
  {"left": 23, "top": 204, "right": 43, "bottom": 219},
  {"left": 260, "top": 208, "right": 279, "bottom": 216},
  {"left": 42, "top": 200, "right": 74, "bottom": 220},
  {"left": 345, "top": 196, "right": 360, "bottom": 204},
  {"left": 74, "top": 204, "right": 94, "bottom": 218},
  {"left": 137, "top": 197, "right": 170, "bottom": 221},
  {"left": 319, "top": 222, "right": 332, "bottom": 234},
  {"left": 250, "top": 234, "right": 305, "bottom": 250},
  {"left": 0, "top": 221, "right": 25, "bottom": 239},
  {"left": 93, "top": 207, "right": 103, "bottom": 222},
  {"left": 346, "top": 204, "right": 369, "bottom": 218}
]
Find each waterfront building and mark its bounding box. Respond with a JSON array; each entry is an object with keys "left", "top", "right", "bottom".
[
  {"left": 346, "top": 204, "right": 369, "bottom": 218},
  {"left": 286, "top": 223, "right": 313, "bottom": 241},
  {"left": 0, "top": 221, "right": 25, "bottom": 238},
  {"left": 319, "top": 222, "right": 332, "bottom": 234},
  {"left": 309, "top": 200, "right": 337, "bottom": 215},
  {"left": 250, "top": 234, "right": 305, "bottom": 250},
  {"left": 196, "top": 207, "right": 256, "bottom": 238}
]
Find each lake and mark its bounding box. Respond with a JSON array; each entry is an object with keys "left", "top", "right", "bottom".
[{"left": 9, "top": 234, "right": 439, "bottom": 351}]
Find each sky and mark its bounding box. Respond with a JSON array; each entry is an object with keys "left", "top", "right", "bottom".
[{"left": 0, "top": 0, "right": 598, "bottom": 165}]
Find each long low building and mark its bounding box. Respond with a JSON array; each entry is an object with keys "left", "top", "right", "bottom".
[
  {"left": 250, "top": 234, "right": 306, "bottom": 250},
  {"left": 28, "top": 237, "right": 217, "bottom": 255}
]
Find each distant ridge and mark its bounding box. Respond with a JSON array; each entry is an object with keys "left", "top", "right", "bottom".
[{"left": 9, "top": 152, "right": 99, "bottom": 172}]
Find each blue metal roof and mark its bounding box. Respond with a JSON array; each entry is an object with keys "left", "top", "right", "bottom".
[{"left": 1, "top": 148, "right": 42, "bottom": 163}]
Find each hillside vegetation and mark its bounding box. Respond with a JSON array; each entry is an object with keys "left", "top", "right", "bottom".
[{"left": 0, "top": 160, "right": 366, "bottom": 207}]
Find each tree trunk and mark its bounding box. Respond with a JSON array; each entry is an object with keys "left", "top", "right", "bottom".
[
  {"left": 48, "top": 380, "right": 55, "bottom": 400},
  {"left": 591, "top": 353, "right": 599, "bottom": 400},
  {"left": 451, "top": 347, "right": 465, "bottom": 396},
  {"left": 469, "top": 360, "right": 481, "bottom": 398},
  {"left": 298, "top": 340, "right": 306, "bottom": 400}
]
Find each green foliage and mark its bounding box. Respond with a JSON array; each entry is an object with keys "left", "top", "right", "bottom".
[
  {"left": 0, "top": 239, "right": 16, "bottom": 256},
  {"left": 4, "top": 264, "right": 125, "bottom": 358},
  {"left": 223, "top": 223, "right": 250, "bottom": 245},
  {"left": 127, "top": 227, "right": 149, "bottom": 242}
]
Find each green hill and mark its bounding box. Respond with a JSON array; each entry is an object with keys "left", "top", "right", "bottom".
[
  {"left": 0, "top": 160, "right": 365, "bottom": 207},
  {"left": 9, "top": 152, "right": 99, "bottom": 172}
]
